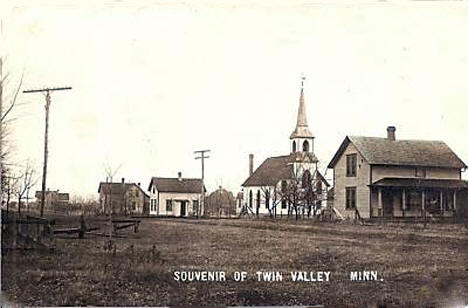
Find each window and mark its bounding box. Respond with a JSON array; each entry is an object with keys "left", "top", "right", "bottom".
[
  {"left": 152, "top": 186, "right": 156, "bottom": 194},
  {"left": 256, "top": 190, "right": 261, "bottom": 208},
  {"left": 281, "top": 199, "right": 287, "bottom": 209},
  {"left": 249, "top": 190, "right": 253, "bottom": 207},
  {"left": 150, "top": 200, "right": 154, "bottom": 211},
  {"left": 406, "top": 190, "right": 421, "bottom": 211},
  {"left": 193, "top": 200, "right": 199, "bottom": 212},
  {"left": 132, "top": 202, "right": 136, "bottom": 210},
  {"left": 346, "top": 154, "right": 357, "bottom": 177},
  {"left": 166, "top": 200, "right": 173, "bottom": 212},
  {"left": 302, "top": 170, "right": 311, "bottom": 188},
  {"left": 136, "top": 190, "right": 140, "bottom": 197},
  {"left": 292, "top": 141, "right": 296, "bottom": 152},
  {"left": 317, "top": 179, "right": 322, "bottom": 194},
  {"left": 345, "top": 187, "right": 356, "bottom": 209},
  {"left": 303, "top": 140, "right": 310, "bottom": 152},
  {"left": 415, "top": 168, "right": 426, "bottom": 178},
  {"left": 265, "top": 191, "right": 270, "bottom": 209},
  {"left": 281, "top": 180, "right": 287, "bottom": 193}
]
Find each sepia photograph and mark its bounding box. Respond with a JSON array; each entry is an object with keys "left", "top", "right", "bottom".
[{"left": 1, "top": 1, "right": 468, "bottom": 307}]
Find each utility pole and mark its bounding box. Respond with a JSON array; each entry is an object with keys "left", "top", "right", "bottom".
[
  {"left": 23, "top": 87, "right": 71, "bottom": 216},
  {"left": 194, "top": 149, "right": 210, "bottom": 218}
]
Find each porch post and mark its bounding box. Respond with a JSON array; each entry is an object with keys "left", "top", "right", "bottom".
[
  {"left": 402, "top": 189, "right": 406, "bottom": 217},
  {"left": 453, "top": 190, "right": 457, "bottom": 212},
  {"left": 421, "top": 190, "right": 425, "bottom": 217},
  {"left": 440, "top": 191, "right": 443, "bottom": 215},
  {"left": 378, "top": 188, "right": 382, "bottom": 217}
]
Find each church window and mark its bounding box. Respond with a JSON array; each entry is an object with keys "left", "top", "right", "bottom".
[
  {"left": 317, "top": 179, "right": 323, "bottom": 194},
  {"left": 249, "top": 190, "right": 253, "bottom": 207},
  {"left": 265, "top": 190, "right": 270, "bottom": 209},
  {"left": 281, "top": 199, "right": 287, "bottom": 209},
  {"left": 281, "top": 180, "right": 287, "bottom": 193},
  {"left": 292, "top": 141, "right": 296, "bottom": 152},
  {"left": 303, "top": 140, "right": 310, "bottom": 152},
  {"left": 302, "top": 170, "right": 311, "bottom": 188},
  {"left": 256, "top": 190, "right": 261, "bottom": 208}
]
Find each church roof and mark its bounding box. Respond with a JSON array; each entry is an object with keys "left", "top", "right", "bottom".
[
  {"left": 241, "top": 152, "right": 320, "bottom": 187},
  {"left": 290, "top": 88, "right": 314, "bottom": 139}
]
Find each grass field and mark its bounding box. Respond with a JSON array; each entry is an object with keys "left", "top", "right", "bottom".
[{"left": 2, "top": 217, "right": 468, "bottom": 307}]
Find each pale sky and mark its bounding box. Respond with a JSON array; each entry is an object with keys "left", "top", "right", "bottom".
[{"left": 2, "top": 0, "right": 468, "bottom": 199}]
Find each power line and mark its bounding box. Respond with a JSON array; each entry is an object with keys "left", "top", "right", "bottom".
[{"left": 23, "top": 86, "right": 72, "bottom": 216}]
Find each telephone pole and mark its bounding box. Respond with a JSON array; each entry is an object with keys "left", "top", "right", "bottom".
[
  {"left": 194, "top": 149, "right": 210, "bottom": 217},
  {"left": 23, "top": 87, "right": 71, "bottom": 216}
]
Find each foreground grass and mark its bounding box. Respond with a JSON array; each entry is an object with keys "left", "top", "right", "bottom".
[{"left": 2, "top": 217, "right": 468, "bottom": 307}]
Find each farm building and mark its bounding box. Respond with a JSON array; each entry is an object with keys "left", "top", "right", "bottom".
[
  {"left": 241, "top": 79, "right": 329, "bottom": 217},
  {"left": 205, "top": 186, "right": 236, "bottom": 217},
  {"left": 327, "top": 126, "right": 468, "bottom": 220},
  {"left": 98, "top": 179, "right": 149, "bottom": 216},
  {"left": 148, "top": 172, "right": 205, "bottom": 217}
]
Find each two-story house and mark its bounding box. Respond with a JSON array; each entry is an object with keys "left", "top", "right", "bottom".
[
  {"left": 328, "top": 126, "right": 468, "bottom": 220},
  {"left": 98, "top": 178, "right": 149, "bottom": 215}
]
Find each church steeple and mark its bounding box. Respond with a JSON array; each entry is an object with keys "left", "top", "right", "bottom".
[{"left": 290, "top": 76, "right": 315, "bottom": 153}]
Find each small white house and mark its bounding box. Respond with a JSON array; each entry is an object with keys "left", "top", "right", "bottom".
[{"left": 148, "top": 172, "right": 205, "bottom": 217}]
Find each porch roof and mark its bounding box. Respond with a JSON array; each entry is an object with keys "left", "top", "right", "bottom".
[{"left": 370, "top": 177, "right": 468, "bottom": 189}]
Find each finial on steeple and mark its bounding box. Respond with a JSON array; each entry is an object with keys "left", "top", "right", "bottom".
[{"left": 301, "top": 74, "right": 306, "bottom": 93}]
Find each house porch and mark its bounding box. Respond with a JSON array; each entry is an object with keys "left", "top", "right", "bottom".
[{"left": 369, "top": 177, "right": 468, "bottom": 219}]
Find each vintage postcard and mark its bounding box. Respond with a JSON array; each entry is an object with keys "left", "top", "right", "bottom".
[{"left": 1, "top": 1, "right": 468, "bottom": 307}]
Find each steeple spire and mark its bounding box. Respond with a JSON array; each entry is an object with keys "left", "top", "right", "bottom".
[{"left": 290, "top": 75, "right": 314, "bottom": 140}]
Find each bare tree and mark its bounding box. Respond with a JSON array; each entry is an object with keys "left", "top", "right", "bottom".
[
  {"left": 13, "top": 160, "right": 37, "bottom": 216},
  {"left": 0, "top": 57, "right": 24, "bottom": 205}
]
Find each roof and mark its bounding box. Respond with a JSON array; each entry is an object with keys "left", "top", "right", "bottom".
[
  {"left": 328, "top": 136, "right": 467, "bottom": 169},
  {"left": 290, "top": 89, "right": 314, "bottom": 139},
  {"left": 148, "top": 177, "right": 205, "bottom": 194},
  {"left": 242, "top": 152, "right": 325, "bottom": 187},
  {"left": 98, "top": 182, "right": 149, "bottom": 197},
  {"left": 370, "top": 177, "right": 468, "bottom": 190}
]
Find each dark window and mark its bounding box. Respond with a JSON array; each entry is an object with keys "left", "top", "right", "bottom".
[
  {"left": 193, "top": 200, "right": 199, "bottom": 212},
  {"left": 292, "top": 141, "right": 296, "bottom": 152},
  {"left": 166, "top": 200, "right": 173, "bottom": 212},
  {"left": 317, "top": 179, "right": 322, "bottom": 194},
  {"left": 406, "top": 190, "right": 421, "bottom": 211},
  {"left": 152, "top": 186, "right": 155, "bottom": 194},
  {"left": 346, "top": 154, "right": 357, "bottom": 177},
  {"left": 256, "top": 190, "right": 261, "bottom": 208},
  {"left": 415, "top": 168, "right": 426, "bottom": 178},
  {"left": 281, "top": 180, "right": 287, "bottom": 193},
  {"left": 265, "top": 191, "right": 270, "bottom": 209},
  {"left": 345, "top": 187, "right": 356, "bottom": 209},
  {"left": 281, "top": 199, "right": 287, "bottom": 209},
  {"left": 302, "top": 170, "right": 311, "bottom": 188},
  {"left": 303, "top": 140, "right": 310, "bottom": 152},
  {"left": 249, "top": 190, "right": 253, "bottom": 207},
  {"left": 136, "top": 190, "right": 140, "bottom": 197},
  {"left": 132, "top": 202, "right": 136, "bottom": 210}
]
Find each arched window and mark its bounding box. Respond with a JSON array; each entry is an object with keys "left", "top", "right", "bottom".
[
  {"left": 249, "top": 190, "right": 253, "bottom": 207},
  {"left": 281, "top": 180, "right": 287, "bottom": 193},
  {"left": 303, "top": 140, "right": 310, "bottom": 152},
  {"left": 302, "top": 170, "right": 311, "bottom": 188},
  {"left": 292, "top": 141, "right": 296, "bottom": 152}
]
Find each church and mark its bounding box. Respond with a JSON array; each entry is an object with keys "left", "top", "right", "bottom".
[{"left": 241, "top": 78, "right": 329, "bottom": 217}]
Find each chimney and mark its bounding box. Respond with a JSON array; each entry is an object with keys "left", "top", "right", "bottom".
[
  {"left": 387, "top": 126, "right": 396, "bottom": 141},
  {"left": 249, "top": 154, "right": 254, "bottom": 176},
  {"left": 178, "top": 172, "right": 182, "bottom": 181},
  {"left": 121, "top": 177, "right": 125, "bottom": 183}
]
